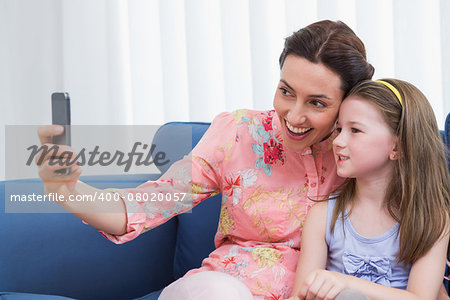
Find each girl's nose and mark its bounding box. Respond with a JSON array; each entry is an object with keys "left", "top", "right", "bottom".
[{"left": 333, "top": 131, "right": 346, "bottom": 148}]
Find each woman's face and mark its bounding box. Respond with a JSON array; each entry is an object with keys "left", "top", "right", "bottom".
[{"left": 273, "top": 55, "right": 344, "bottom": 152}]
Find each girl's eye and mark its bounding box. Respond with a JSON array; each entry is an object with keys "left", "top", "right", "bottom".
[
  {"left": 336, "top": 127, "right": 342, "bottom": 133},
  {"left": 279, "top": 87, "right": 292, "bottom": 96},
  {"left": 311, "top": 99, "right": 326, "bottom": 108},
  {"left": 351, "top": 128, "right": 361, "bottom": 133}
]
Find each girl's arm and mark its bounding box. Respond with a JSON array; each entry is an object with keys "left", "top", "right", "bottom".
[
  {"left": 293, "top": 205, "right": 449, "bottom": 300},
  {"left": 291, "top": 201, "right": 345, "bottom": 299},
  {"left": 438, "top": 284, "right": 450, "bottom": 300},
  {"left": 331, "top": 229, "right": 450, "bottom": 300}
]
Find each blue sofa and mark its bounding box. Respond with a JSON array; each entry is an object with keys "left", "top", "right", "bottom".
[
  {"left": 0, "top": 122, "right": 221, "bottom": 300},
  {"left": 1, "top": 113, "right": 449, "bottom": 299}
]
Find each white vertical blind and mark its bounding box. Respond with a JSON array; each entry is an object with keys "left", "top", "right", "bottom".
[
  {"left": 318, "top": 0, "right": 356, "bottom": 29},
  {"left": 284, "top": 0, "right": 318, "bottom": 33},
  {"left": 61, "top": 0, "right": 120, "bottom": 125},
  {"left": 1, "top": 0, "right": 449, "bottom": 180},
  {"left": 394, "top": 0, "right": 444, "bottom": 121},
  {"left": 184, "top": 0, "right": 225, "bottom": 122},
  {"left": 127, "top": 0, "right": 165, "bottom": 125},
  {"left": 220, "top": 0, "right": 253, "bottom": 113},
  {"left": 248, "top": 0, "right": 286, "bottom": 111},
  {"left": 355, "top": 0, "right": 396, "bottom": 79},
  {"left": 441, "top": 0, "right": 450, "bottom": 115},
  {"left": 159, "top": 0, "right": 190, "bottom": 122}
]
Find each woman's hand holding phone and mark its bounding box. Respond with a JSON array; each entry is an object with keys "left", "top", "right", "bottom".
[
  {"left": 34, "top": 92, "right": 127, "bottom": 235},
  {"left": 36, "top": 125, "right": 82, "bottom": 198},
  {"left": 36, "top": 124, "right": 127, "bottom": 236}
]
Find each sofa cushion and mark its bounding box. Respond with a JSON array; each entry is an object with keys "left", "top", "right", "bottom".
[
  {"left": 445, "top": 113, "right": 450, "bottom": 171},
  {"left": 173, "top": 194, "right": 222, "bottom": 279},
  {"left": 445, "top": 112, "right": 449, "bottom": 146},
  {"left": 0, "top": 292, "right": 73, "bottom": 299},
  {"left": 445, "top": 113, "right": 450, "bottom": 295},
  {"left": 0, "top": 176, "right": 177, "bottom": 300},
  {"left": 152, "top": 122, "right": 211, "bottom": 174},
  {"left": 133, "top": 289, "right": 163, "bottom": 300}
]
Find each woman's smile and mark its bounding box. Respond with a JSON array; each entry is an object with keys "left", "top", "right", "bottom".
[
  {"left": 273, "top": 55, "right": 344, "bottom": 153},
  {"left": 284, "top": 120, "right": 313, "bottom": 140}
]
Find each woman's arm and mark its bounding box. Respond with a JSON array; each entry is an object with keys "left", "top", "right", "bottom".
[
  {"left": 67, "top": 181, "right": 128, "bottom": 235},
  {"left": 37, "top": 125, "right": 128, "bottom": 235},
  {"left": 290, "top": 201, "right": 334, "bottom": 298},
  {"left": 38, "top": 112, "right": 237, "bottom": 241}
]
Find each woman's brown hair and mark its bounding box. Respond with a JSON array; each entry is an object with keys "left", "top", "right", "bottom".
[
  {"left": 279, "top": 20, "right": 375, "bottom": 96},
  {"left": 330, "top": 79, "right": 450, "bottom": 265}
]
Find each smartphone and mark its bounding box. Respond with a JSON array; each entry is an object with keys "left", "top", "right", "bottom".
[{"left": 51, "top": 92, "right": 71, "bottom": 174}]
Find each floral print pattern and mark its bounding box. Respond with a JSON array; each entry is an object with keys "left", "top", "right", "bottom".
[
  {"left": 99, "top": 109, "right": 343, "bottom": 298},
  {"left": 251, "top": 247, "right": 283, "bottom": 268},
  {"left": 249, "top": 112, "right": 286, "bottom": 177}
]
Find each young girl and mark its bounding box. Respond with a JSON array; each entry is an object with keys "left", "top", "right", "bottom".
[{"left": 290, "top": 79, "right": 450, "bottom": 300}]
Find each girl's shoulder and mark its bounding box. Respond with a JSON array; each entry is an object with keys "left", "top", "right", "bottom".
[
  {"left": 308, "top": 196, "right": 341, "bottom": 218},
  {"left": 308, "top": 201, "right": 329, "bottom": 222},
  {"left": 304, "top": 201, "right": 330, "bottom": 240}
]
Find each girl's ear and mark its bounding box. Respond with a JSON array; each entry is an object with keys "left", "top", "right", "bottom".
[
  {"left": 389, "top": 152, "right": 399, "bottom": 160},
  {"left": 389, "top": 141, "right": 400, "bottom": 161}
]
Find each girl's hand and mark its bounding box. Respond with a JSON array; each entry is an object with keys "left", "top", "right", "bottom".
[
  {"left": 299, "top": 270, "right": 347, "bottom": 300},
  {"left": 36, "top": 125, "right": 82, "bottom": 197}
]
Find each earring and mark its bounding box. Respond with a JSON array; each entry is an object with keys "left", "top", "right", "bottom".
[{"left": 390, "top": 153, "right": 398, "bottom": 160}]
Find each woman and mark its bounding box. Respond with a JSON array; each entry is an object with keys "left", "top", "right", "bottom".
[{"left": 37, "top": 20, "right": 374, "bottom": 299}]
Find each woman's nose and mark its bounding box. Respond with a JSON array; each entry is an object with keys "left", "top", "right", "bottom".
[{"left": 287, "top": 102, "right": 307, "bottom": 125}]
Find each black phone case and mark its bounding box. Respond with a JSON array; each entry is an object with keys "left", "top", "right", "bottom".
[
  {"left": 51, "top": 92, "right": 71, "bottom": 145},
  {"left": 51, "top": 92, "right": 71, "bottom": 174}
]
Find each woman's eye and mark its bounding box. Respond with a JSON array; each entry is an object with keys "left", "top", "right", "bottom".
[
  {"left": 336, "top": 127, "right": 342, "bottom": 133},
  {"left": 311, "top": 100, "right": 326, "bottom": 108},
  {"left": 279, "top": 87, "right": 291, "bottom": 96},
  {"left": 351, "top": 128, "right": 361, "bottom": 133}
]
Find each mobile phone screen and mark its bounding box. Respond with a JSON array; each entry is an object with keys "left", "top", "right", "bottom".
[
  {"left": 51, "top": 92, "right": 71, "bottom": 174},
  {"left": 51, "top": 92, "right": 71, "bottom": 146}
]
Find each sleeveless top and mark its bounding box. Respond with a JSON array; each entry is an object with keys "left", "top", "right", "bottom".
[{"left": 325, "top": 199, "right": 411, "bottom": 289}]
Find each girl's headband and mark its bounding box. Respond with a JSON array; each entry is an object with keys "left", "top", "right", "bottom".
[{"left": 375, "top": 80, "right": 403, "bottom": 106}]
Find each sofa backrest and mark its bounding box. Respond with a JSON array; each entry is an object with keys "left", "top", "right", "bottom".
[
  {"left": 445, "top": 112, "right": 450, "bottom": 171},
  {"left": 151, "top": 122, "right": 222, "bottom": 279},
  {"left": 444, "top": 113, "right": 450, "bottom": 294}
]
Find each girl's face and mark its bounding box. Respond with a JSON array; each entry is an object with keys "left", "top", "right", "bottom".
[
  {"left": 333, "top": 96, "right": 398, "bottom": 180},
  {"left": 273, "top": 55, "right": 344, "bottom": 152}
]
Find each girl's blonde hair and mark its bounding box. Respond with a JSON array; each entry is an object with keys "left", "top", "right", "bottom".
[{"left": 331, "top": 79, "right": 450, "bottom": 265}]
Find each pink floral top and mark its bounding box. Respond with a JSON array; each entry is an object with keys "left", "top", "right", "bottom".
[{"left": 100, "top": 109, "right": 343, "bottom": 299}]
